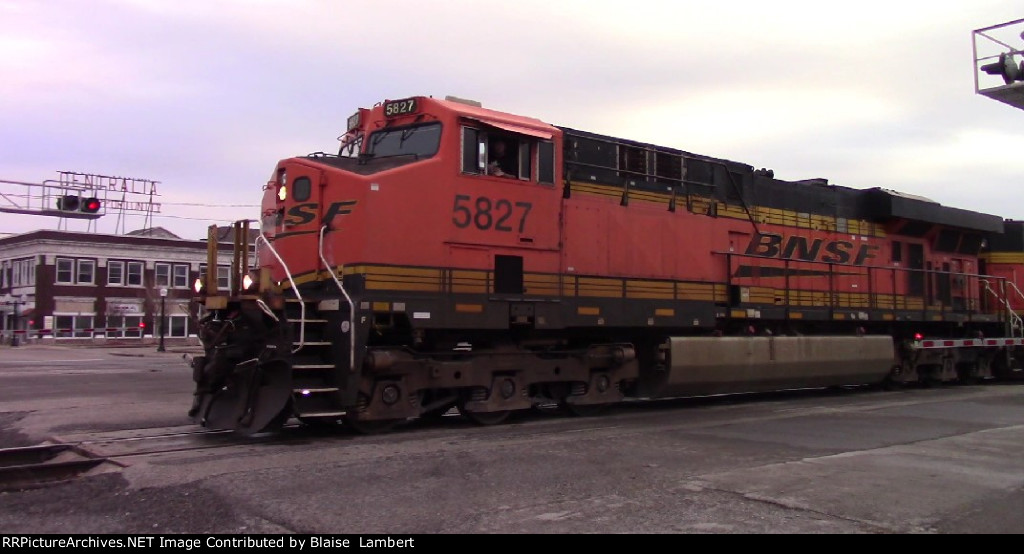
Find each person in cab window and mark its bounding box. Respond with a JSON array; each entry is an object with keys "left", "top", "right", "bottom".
[{"left": 488, "top": 139, "right": 517, "bottom": 178}]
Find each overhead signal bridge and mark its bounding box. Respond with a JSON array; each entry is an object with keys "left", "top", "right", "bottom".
[
  {"left": 0, "top": 171, "right": 161, "bottom": 232},
  {"left": 974, "top": 18, "right": 1024, "bottom": 111}
]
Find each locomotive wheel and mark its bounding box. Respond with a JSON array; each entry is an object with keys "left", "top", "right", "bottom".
[{"left": 458, "top": 405, "right": 511, "bottom": 426}]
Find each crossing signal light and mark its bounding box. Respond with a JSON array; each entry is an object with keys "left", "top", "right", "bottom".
[
  {"left": 981, "top": 52, "right": 1024, "bottom": 85},
  {"left": 56, "top": 195, "right": 80, "bottom": 211},
  {"left": 81, "top": 197, "right": 101, "bottom": 213},
  {"left": 56, "top": 195, "right": 101, "bottom": 214}
]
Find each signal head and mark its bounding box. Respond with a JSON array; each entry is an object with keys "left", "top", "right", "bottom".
[
  {"left": 56, "top": 195, "right": 81, "bottom": 211},
  {"left": 80, "top": 197, "right": 101, "bottom": 214},
  {"left": 980, "top": 52, "right": 1024, "bottom": 85}
]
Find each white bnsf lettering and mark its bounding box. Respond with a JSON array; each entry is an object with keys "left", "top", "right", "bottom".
[{"left": 744, "top": 232, "right": 878, "bottom": 265}]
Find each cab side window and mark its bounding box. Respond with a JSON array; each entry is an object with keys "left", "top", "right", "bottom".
[
  {"left": 462, "top": 125, "right": 551, "bottom": 184},
  {"left": 462, "top": 127, "right": 481, "bottom": 174}
]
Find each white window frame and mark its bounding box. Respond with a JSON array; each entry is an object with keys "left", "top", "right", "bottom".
[
  {"left": 53, "top": 314, "right": 95, "bottom": 339},
  {"left": 108, "top": 261, "right": 124, "bottom": 286},
  {"left": 126, "top": 261, "right": 144, "bottom": 286},
  {"left": 217, "top": 266, "right": 230, "bottom": 290},
  {"left": 172, "top": 264, "right": 188, "bottom": 288},
  {"left": 12, "top": 258, "right": 33, "bottom": 286},
  {"left": 76, "top": 259, "right": 95, "bottom": 285},
  {"left": 155, "top": 263, "right": 171, "bottom": 287},
  {"left": 56, "top": 258, "right": 74, "bottom": 284},
  {"left": 106, "top": 315, "right": 143, "bottom": 338},
  {"left": 168, "top": 314, "right": 189, "bottom": 337}
]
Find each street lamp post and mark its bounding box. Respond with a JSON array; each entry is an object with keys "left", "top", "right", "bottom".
[{"left": 157, "top": 287, "right": 167, "bottom": 352}]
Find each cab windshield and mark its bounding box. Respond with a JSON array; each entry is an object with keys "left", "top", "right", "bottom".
[{"left": 366, "top": 122, "right": 441, "bottom": 159}]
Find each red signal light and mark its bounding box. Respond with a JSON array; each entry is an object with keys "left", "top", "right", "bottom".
[
  {"left": 81, "top": 197, "right": 101, "bottom": 213},
  {"left": 914, "top": 333, "right": 923, "bottom": 340},
  {"left": 139, "top": 322, "right": 146, "bottom": 329}
]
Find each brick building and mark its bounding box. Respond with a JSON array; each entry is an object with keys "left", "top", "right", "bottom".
[{"left": 0, "top": 227, "right": 240, "bottom": 345}]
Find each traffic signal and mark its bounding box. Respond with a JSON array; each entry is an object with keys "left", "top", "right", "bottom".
[
  {"left": 981, "top": 52, "right": 1024, "bottom": 85},
  {"left": 56, "top": 195, "right": 101, "bottom": 214}
]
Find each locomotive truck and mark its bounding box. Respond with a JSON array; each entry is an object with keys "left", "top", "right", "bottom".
[{"left": 187, "top": 95, "right": 1024, "bottom": 434}]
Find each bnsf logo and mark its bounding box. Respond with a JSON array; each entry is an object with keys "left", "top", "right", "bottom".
[
  {"left": 283, "top": 201, "right": 357, "bottom": 227},
  {"left": 744, "top": 232, "right": 879, "bottom": 265}
]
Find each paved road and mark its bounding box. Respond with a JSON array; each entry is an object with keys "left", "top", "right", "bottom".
[{"left": 1, "top": 343, "right": 1023, "bottom": 534}]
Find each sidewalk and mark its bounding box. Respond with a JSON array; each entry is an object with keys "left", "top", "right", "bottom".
[{"left": 0, "top": 341, "right": 203, "bottom": 357}]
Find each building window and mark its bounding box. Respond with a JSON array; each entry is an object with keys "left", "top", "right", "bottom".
[
  {"left": 198, "top": 264, "right": 230, "bottom": 291},
  {"left": 155, "top": 263, "right": 171, "bottom": 287},
  {"left": 173, "top": 264, "right": 188, "bottom": 288},
  {"left": 126, "top": 262, "right": 143, "bottom": 286},
  {"left": 54, "top": 315, "right": 95, "bottom": 339},
  {"left": 10, "top": 259, "right": 33, "bottom": 286},
  {"left": 17, "top": 260, "right": 27, "bottom": 286},
  {"left": 106, "top": 316, "right": 143, "bottom": 338},
  {"left": 108, "top": 261, "right": 124, "bottom": 286},
  {"left": 56, "top": 258, "right": 94, "bottom": 285},
  {"left": 168, "top": 315, "right": 189, "bottom": 337},
  {"left": 56, "top": 258, "right": 74, "bottom": 284},
  {"left": 77, "top": 260, "right": 95, "bottom": 284}
]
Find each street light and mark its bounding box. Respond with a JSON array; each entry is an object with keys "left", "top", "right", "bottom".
[{"left": 157, "top": 287, "right": 167, "bottom": 352}]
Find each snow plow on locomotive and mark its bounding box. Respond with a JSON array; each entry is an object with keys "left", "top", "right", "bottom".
[{"left": 187, "top": 95, "right": 1024, "bottom": 434}]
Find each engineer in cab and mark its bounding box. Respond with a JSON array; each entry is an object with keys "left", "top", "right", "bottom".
[{"left": 488, "top": 139, "right": 517, "bottom": 178}]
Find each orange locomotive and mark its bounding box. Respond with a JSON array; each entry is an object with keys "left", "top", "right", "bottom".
[{"left": 188, "top": 95, "right": 1024, "bottom": 434}]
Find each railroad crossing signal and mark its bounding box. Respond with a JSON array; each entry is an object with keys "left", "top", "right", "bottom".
[{"left": 55, "top": 195, "right": 102, "bottom": 218}]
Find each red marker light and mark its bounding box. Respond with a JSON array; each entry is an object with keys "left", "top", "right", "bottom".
[{"left": 914, "top": 333, "right": 923, "bottom": 340}]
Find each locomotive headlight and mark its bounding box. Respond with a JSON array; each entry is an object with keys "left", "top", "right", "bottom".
[
  {"left": 193, "top": 278, "right": 203, "bottom": 294},
  {"left": 242, "top": 273, "right": 254, "bottom": 290},
  {"left": 277, "top": 185, "right": 287, "bottom": 201}
]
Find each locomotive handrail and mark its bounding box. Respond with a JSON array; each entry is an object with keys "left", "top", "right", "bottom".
[
  {"left": 717, "top": 249, "right": 1011, "bottom": 319},
  {"left": 998, "top": 280, "right": 1024, "bottom": 337},
  {"left": 980, "top": 279, "right": 1022, "bottom": 337},
  {"left": 254, "top": 227, "right": 306, "bottom": 352},
  {"left": 319, "top": 225, "right": 356, "bottom": 372}
]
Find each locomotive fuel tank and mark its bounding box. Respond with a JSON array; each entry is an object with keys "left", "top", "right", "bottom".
[{"left": 642, "top": 335, "right": 896, "bottom": 397}]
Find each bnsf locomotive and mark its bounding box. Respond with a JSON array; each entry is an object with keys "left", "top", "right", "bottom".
[{"left": 188, "top": 95, "right": 1024, "bottom": 434}]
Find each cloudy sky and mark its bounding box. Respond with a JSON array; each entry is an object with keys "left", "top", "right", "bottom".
[{"left": 1, "top": 0, "right": 1022, "bottom": 239}]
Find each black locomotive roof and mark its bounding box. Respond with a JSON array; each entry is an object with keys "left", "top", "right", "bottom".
[
  {"left": 558, "top": 126, "right": 1004, "bottom": 234},
  {"left": 861, "top": 187, "right": 1004, "bottom": 233}
]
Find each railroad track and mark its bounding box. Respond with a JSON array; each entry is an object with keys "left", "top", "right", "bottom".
[
  {"left": 0, "top": 443, "right": 118, "bottom": 491},
  {"left": 0, "top": 425, "right": 289, "bottom": 491}
]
